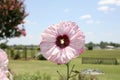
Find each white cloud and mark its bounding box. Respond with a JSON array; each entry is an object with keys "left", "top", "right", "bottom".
[
  {"left": 98, "top": 6, "right": 110, "bottom": 11},
  {"left": 80, "top": 14, "right": 92, "bottom": 19},
  {"left": 98, "top": 0, "right": 120, "bottom": 13},
  {"left": 80, "top": 14, "right": 103, "bottom": 24},
  {"left": 98, "top": 0, "right": 120, "bottom": 6},
  {"left": 80, "top": 14, "right": 94, "bottom": 24},
  {"left": 117, "top": 0, "right": 120, "bottom": 6},
  {"left": 98, "top": 0, "right": 114, "bottom": 5},
  {"left": 98, "top": 6, "right": 109, "bottom": 11},
  {"left": 97, "top": 6, "right": 115, "bottom": 13}
]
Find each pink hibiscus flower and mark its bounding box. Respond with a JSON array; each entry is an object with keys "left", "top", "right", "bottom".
[
  {"left": 40, "top": 21, "right": 85, "bottom": 64},
  {"left": 0, "top": 49, "right": 9, "bottom": 67},
  {"left": 0, "top": 71, "right": 9, "bottom": 80},
  {"left": 21, "top": 29, "right": 26, "bottom": 36},
  {"left": 0, "top": 49, "right": 9, "bottom": 80}
]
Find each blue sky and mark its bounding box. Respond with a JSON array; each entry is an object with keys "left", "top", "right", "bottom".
[{"left": 7, "top": 0, "right": 120, "bottom": 45}]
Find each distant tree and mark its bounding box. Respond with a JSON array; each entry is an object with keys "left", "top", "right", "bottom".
[
  {"left": 0, "top": 43, "right": 8, "bottom": 49},
  {"left": 85, "top": 41, "right": 120, "bottom": 50},
  {"left": 86, "top": 42, "right": 94, "bottom": 50},
  {"left": 99, "top": 41, "right": 107, "bottom": 49},
  {"left": 0, "top": 0, "right": 28, "bottom": 41},
  {"left": 15, "top": 44, "right": 24, "bottom": 49},
  {"left": 109, "top": 42, "right": 120, "bottom": 47}
]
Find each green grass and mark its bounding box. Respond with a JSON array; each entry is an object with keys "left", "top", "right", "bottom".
[
  {"left": 80, "top": 49, "right": 120, "bottom": 59},
  {"left": 8, "top": 50, "right": 120, "bottom": 80}
]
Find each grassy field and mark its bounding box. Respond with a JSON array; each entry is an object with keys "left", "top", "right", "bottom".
[{"left": 8, "top": 50, "right": 120, "bottom": 80}]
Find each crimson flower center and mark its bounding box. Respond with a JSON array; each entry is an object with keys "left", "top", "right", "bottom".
[{"left": 56, "top": 35, "right": 70, "bottom": 48}]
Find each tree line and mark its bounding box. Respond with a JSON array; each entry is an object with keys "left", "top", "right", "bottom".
[
  {"left": 1, "top": 41, "right": 120, "bottom": 50},
  {"left": 86, "top": 41, "right": 120, "bottom": 50}
]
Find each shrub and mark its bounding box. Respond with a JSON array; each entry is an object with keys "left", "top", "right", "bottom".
[
  {"left": 10, "top": 49, "right": 15, "bottom": 59},
  {"left": 87, "top": 45, "right": 93, "bottom": 50},
  {"left": 37, "top": 54, "right": 46, "bottom": 60},
  {"left": 14, "top": 53, "right": 21, "bottom": 60}
]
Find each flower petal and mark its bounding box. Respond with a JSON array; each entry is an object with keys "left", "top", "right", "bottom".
[
  {"left": 69, "top": 28, "right": 85, "bottom": 53},
  {"left": 66, "top": 22, "right": 80, "bottom": 38},
  {"left": 40, "top": 41, "right": 55, "bottom": 54},
  {"left": 0, "top": 49, "right": 8, "bottom": 67},
  {"left": 41, "top": 25, "right": 58, "bottom": 42},
  {"left": 49, "top": 46, "right": 80, "bottom": 64},
  {"left": 41, "top": 43, "right": 59, "bottom": 59},
  {"left": 49, "top": 49, "right": 69, "bottom": 64},
  {"left": 65, "top": 47, "right": 79, "bottom": 59},
  {"left": 56, "top": 21, "right": 74, "bottom": 35},
  {"left": 0, "top": 71, "right": 9, "bottom": 80},
  {"left": 70, "top": 37, "right": 85, "bottom": 51}
]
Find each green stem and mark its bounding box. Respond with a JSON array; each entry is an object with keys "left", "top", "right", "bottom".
[
  {"left": 66, "top": 63, "right": 70, "bottom": 80},
  {"left": 69, "top": 64, "right": 75, "bottom": 76}
]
